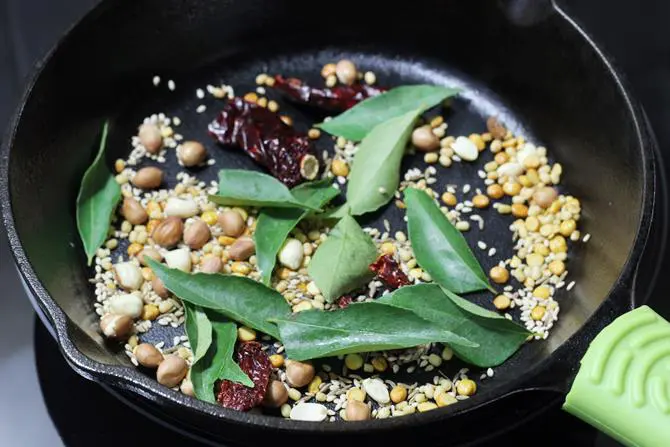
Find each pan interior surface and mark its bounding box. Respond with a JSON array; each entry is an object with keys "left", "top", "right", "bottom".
[{"left": 3, "top": 0, "right": 648, "bottom": 438}]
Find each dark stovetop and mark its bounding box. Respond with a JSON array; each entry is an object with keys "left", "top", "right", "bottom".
[{"left": 1, "top": 1, "right": 669, "bottom": 446}]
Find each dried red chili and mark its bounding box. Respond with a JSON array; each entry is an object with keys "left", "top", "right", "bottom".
[
  {"left": 216, "top": 341, "right": 272, "bottom": 411},
  {"left": 272, "top": 75, "right": 386, "bottom": 112},
  {"left": 208, "top": 97, "right": 318, "bottom": 188},
  {"left": 335, "top": 295, "right": 353, "bottom": 309},
  {"left": 369, "top": 254, "right": 411, "bottom": 289}
]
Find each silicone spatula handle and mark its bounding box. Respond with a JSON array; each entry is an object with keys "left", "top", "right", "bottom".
[{"left": 563, "top": 306, "right": 670, "bottom": 447}]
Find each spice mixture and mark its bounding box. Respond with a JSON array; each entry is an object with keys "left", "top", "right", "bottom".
[{"left": 88, "top": 59, "right": 586, "bottom": 422}]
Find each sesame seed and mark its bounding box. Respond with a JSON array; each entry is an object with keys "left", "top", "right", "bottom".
[
  {"left": 152, "top": 75, "right": 161, "bottom": 86},
  {"left": 583, "top": 233, "right": 591, "bottom": 242},
  {"left": 196, "top": 88, "right": 205, "bottom": 99},
  {"left": 167, "top": 80, "right": 176, "bottom": 91},
  {"left": 477, "top": 241, "right": 487, "bottom": 250},
  {"left": 567, "top": 281, "right": 576, "bottom": 291},
  {"left": 488, "top": 247, "right": 496, "bottom": 257},
  {"left": 470, "top": 215, "right": 484, "bottom": 230},
  {"left": 196, "top": 105, "right": 207, "bottom": 113},
  {"left": 378, "top": 187, "right": 387, "bottom": 194},
  {"left": 462, "top": 184, "right": 471, "bottom": 194}
]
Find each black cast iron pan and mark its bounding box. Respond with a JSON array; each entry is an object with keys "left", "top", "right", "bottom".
[{"left": 1, "top": 0, "right": 667, "bottom": 445}]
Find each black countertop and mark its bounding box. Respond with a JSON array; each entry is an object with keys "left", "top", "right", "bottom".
[{"left": 1, "top": 1, "right": 669, "bottom": 446}]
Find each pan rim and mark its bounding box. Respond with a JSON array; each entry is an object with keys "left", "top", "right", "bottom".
[{"left": 0, "top": 0, "right": 658, "bottom": 435}]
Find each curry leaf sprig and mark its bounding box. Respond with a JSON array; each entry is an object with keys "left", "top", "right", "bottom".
[{"left": 76, "top": 121, "right": 122, "bottom": 265}]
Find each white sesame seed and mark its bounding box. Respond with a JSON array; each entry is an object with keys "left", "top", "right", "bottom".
[
  {"left": 196, "top": 88, "right": 205, "bottom": 99},
  {"left": 470, "top": 215, "right": 484, "bottom": 230},
  {"left": 378, "top": 187, "right": 387, "bottom": 194},
  {"left": 486, "top": 368, "right": 494, "bottom": 377},
  {"left": 488, "top": 247, "right": 496, "bottom": 257},
  {"left": 167, "top": 80, "right": 176, "bottom": 91},
  {"left": 583, "top": 233, "right": 591, "bottom": 242},
  {"left": 152, "top": 75, "right": 161, "bottom": 86},
  {"left": 567, "top": 281, "right": 576, "bottom": 291},
  {"left": 196, "top": 105, "right": 207, "bottom": 113},
  {"left": 462, "top": 184, "right": 471, "bottom": 194},
  {"left": 477, "top": 241, "right": 487, "bottom": 250}
]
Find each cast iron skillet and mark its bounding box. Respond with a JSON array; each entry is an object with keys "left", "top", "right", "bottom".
[{"left": 1, "top": 0, "right": 665, "bottom": 445}]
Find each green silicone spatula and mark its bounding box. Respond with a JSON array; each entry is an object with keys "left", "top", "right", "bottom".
[{"left": 563, "top": 305, "right": 670, "bottom": 447}]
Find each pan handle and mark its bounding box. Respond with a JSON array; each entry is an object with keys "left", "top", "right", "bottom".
[{"left": 562, "top": 306, "right": 670, "bottom": 447}]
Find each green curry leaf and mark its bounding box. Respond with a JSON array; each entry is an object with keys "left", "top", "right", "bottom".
[
  {"left": 255, "top": 180, "right": 339, "bottom": 285},
  {"left": 307, "top": 215, "right": 378, "bottom": 302},
  {"left": 183, "top": 303, "right": 213, "bottom": 365},
  {"left": 404, "top": 188, "right": 494, "bottom": 294},
  {"left": 187, "top": 306, "right": 253, "bottom": 403},
  {"left": 271, "top": 301, "right": 478, "bottom": 361},
  {"left": 377, "top": 284, "right": 530, "bottom": 367},
  {"left": 345, "top": 108, "right": 422, "bottom": 216},
  {"left": 76, "top": 121, "right": 121, "bottom": 265},
  {"left": 317, "top": 84, "right": 461, "bottom": 141},
  {"left": 148, "top": 259, "right": 290, "bottom": 339},
  {"left": 209, "top": 169, "right": 322, "bottom": 211}
]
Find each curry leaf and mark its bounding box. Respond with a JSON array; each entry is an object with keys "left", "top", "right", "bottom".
[
  {"left": 76, "top": 121, "right": 121, "bottom": 265},
  {"left": 307, "top": 215, "right": 378, "bottom": 302},
  {"left": 255, "top": 180, "right": 339, "bottom": 285},
  {"left": 271, "top": 301, "right": 478, "bottom": 361},
  {"left": 377, "top": 284, "right": 530, "bottom": 367},
  {"left": 184, "top": 303, "right": 213, "bottom": 364},
  {"left": 346, "top": 108, "right": 422, "bottom": 216},
  {"left": 404, "top": 188, "right": 494, "bottom": 294},
  {"left": 209, "top": 169, "right": 321, "bottom": 211},
  {"left": 189, "top": 309, "right": 253, "bottom": 403},
  {"left": 147, "top": 259, "right": 289, "bottom": 339},
  {"left": 317, "top": 84, "right": 461, "bottom": 141}
]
